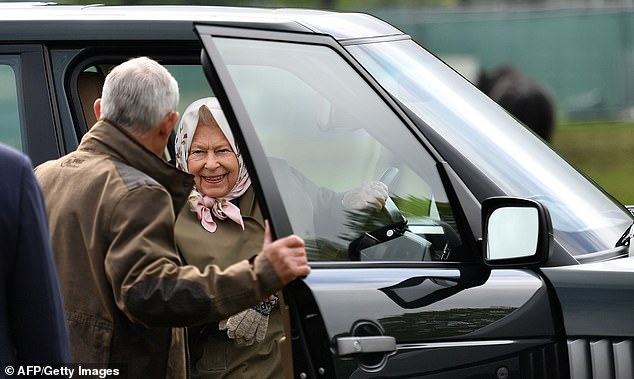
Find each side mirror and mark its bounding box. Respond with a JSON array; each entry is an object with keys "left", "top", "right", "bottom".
[{"left": 482, "top": 197, "right": 552, "bottom": 266}]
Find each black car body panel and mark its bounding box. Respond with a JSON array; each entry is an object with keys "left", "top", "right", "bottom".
[{"left": 542, "top": 257, "right": 634, "bottom": 337}]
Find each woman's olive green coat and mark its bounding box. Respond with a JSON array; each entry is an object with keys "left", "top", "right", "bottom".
[{"left": 175, "top": 186, "right": 286, "bottom": 379}]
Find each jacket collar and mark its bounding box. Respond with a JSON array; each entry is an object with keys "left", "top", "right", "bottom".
[{"left": 79, "top": 120, "right": 194, "bottom": 213}]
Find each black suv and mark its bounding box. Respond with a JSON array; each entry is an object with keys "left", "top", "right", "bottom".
[{"left": 2, "top": 3, "right": 633, "bottom": 378}]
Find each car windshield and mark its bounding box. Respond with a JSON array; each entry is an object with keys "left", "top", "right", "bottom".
[{"left": 347, "top": 38, "right": 632, "bottom": 256}]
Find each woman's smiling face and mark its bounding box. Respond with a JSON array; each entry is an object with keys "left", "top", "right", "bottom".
[{"left": 187, "top": 118, "right": 239, "bottom": 199}]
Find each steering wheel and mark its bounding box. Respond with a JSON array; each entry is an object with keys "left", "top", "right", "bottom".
[
  {"left": 348, "top": 167, "right": 409, "bottom": 260},
  {"left": 379, "top": 167, "right": 405, "bottom": 224}
]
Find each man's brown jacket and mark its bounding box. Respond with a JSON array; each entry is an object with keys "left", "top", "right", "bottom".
[{"left": 35, "top": 121, "right": 282, "bottom": 378}]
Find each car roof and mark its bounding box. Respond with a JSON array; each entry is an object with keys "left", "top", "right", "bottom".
[{"left": 0, "top": 2, "right": 404, "bottom": 42}]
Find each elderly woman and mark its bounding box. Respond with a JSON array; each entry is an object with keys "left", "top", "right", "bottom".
[
  {"left": 174, "top": 97, "right": 284, "bottom": 378},
  {"left": 174, "top": 97, "right": 387, "bottom": 378}
]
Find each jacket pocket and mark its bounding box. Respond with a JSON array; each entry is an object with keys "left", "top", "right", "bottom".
[
  {"left": 66, "top": 311, "right": 113, "bottom": 366},
  {"left": 189, "top": 327, "right": 227, "bottom": 376}
]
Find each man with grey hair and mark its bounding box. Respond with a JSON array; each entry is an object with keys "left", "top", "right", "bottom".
[{"left": 35, "top": 57, "right": 310, "bottom": 378}]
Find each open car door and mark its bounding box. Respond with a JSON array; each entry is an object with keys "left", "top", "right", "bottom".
[{"left": 195, "top": 23, "right": 563, "bottom": 378}]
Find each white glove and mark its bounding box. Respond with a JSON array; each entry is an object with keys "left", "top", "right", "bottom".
[
  {"left": 341, "top": 181, "right": 388, "bottom": 210},
  {"left": 219, "top": 294, "right": 278, "bottom": 346}
]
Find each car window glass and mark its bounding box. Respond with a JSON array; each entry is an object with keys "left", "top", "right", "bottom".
[
  {"left": 213, "top": 37, "right": 467, "bottom": 263},
  {"left": 165, "top": 65, "right": 215, "bottom": 115},
  {"left": 0, "top": 61, "right": 22, "bottom": 150}
]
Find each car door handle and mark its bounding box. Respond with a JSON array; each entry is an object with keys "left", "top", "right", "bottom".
[{"left": 336, "top": 336, "right": 397, "bottom": 356}]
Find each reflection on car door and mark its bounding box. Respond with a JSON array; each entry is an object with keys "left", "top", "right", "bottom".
[{"left": 196, "top": 24, "right": 564, "bottom": 378}]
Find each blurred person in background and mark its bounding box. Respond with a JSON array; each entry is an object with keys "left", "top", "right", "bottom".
[{"left": 477, "top": 64, "right": 556, "bottom": 141}]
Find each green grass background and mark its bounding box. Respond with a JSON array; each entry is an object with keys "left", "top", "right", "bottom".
[{"left": 551, "top": 121, "right": 634, "bottom": 206}]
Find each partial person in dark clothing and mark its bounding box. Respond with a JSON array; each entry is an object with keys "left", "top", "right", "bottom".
[
  {"left": 477, "top": 64, "right": 556, "bottom": 141},
  {"left": 34, "top": 57, "right": 310, "bottom": 378},
  {"left": 0, "top": 143, "right": 70, "bottom": 372}
]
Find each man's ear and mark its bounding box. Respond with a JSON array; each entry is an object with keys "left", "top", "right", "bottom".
[
  {"left": 160, "top": 111, "right": 179, "bottom": 140},
  {"left": 93, "top": 98, "right": 102, "bottom": 121}
]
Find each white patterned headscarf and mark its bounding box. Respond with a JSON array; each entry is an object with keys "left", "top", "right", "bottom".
[{"left": 175, "top": 97, "right": 251, "bottom": 233}]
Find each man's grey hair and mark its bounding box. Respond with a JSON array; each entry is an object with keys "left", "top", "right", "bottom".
[{"left": 100, "top": 57, "right": 179, "bottom": 135}]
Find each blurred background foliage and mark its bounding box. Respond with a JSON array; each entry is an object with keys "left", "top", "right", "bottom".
[
  {"left": 44, "top": 0, "right": 634, "bottom": 204},
  {"left": 552, "top": 121, "right": 634, "bottom": 205}
]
